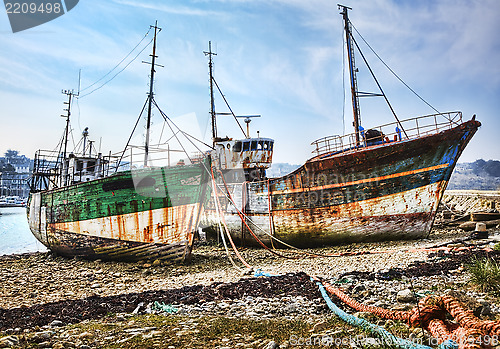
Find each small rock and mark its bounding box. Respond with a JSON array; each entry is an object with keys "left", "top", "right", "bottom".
[
  {"left": 477, "top": 299, "right": 492, "bottom": 317},
  {"left": 352, "top": 284, "right": 366, "bottom": 295},
  {"left": 310, "top": 320, "right": 328, "bottom": 333},
  {"left": 50, "top": 320, "right": 65, "bottom": 327},
  {"left": 284, "top": 303, "right": 297, "bottom": 313},
  {"left": 33, "top": 331, "right": 55, "bottom": 342},
  {"left": 0, "top": 335, "right": 19, "bottom": 347},
  {"left": 264, "top": 340, "right": 279, "bottom": 349},
  {"left": 78, "top": 332, "right": 92, "bottom": 339},
  {"left": 396, "top": 289, "right": 416, "bottom": 303}
]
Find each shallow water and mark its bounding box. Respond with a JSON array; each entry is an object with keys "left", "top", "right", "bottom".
[{"left": 0, "top": 206, "right": 47, "bottom": 256}]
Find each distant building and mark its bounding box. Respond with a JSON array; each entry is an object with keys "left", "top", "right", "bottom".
[{"left": 0, "top": 152, "right": 32, "bottom": 198}]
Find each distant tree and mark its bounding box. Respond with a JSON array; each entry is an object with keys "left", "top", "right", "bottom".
[
  {"left": 484, "top": 160, "right": 500, "bottom": 177},
  {"left": 4, "top": 149, "right": 19, "bottom": 160},
  {"left": 471, "top": 159, "right": 500, "bottom": 177},
  {"left": 472, "top": 159, "right": 486, "bottom": 175}
]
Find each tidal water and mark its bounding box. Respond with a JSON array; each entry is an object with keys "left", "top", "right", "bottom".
[{"left": 0, "top": 207, "right": 47, "bottom": 256}]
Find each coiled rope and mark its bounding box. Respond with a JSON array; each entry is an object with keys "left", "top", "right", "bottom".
[
  {"left": 313, "top": 276, "right": 500, "bottom": 349},
  {"left": 311, "top": 276, "right": 456, "bottom": 349}
]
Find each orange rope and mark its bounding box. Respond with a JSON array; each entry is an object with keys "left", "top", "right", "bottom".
[
  {"left": 318, "top": 278, "right": 500, "bottom": 349},
  {"left": 267, "top": 178, "right": 276, "bottom": 249}
]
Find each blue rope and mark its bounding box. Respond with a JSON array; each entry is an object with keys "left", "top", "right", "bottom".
[
  {"left": 254, "top": 269, "right": 277, "bottom": 277},
  {"left": 312, "top": 278, "right": 458, "bottom": 349},
  {"left": 152, "top": 301, "right": 178, "bottom": 314}
]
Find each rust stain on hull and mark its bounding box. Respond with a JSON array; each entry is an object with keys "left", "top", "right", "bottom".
[{"left": 29, "top": 195, "right": 202, "bottom": 261}]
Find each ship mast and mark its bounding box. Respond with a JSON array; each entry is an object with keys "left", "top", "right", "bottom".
[
  {"left": 61, "top": 89, "right": 77, "bottom": 186},
  {"left": 61, "top": 90, "right": 74, "bottom": 162},
  {"left": 339, "top": 4, "right": 362, "bottom": 146},
  {"left": 143, "top": 21, "right": 162, "bottom": 167},
  {"left": 204, "top": 41, "right": 217, "bottom": 146}
]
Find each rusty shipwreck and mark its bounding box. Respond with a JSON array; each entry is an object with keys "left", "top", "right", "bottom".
[
  {"left": 27, "top": 23, "right": 210, "bottom": 262},
  {"left": 201, "top": 5, "right": 481, "bottom": 247}
]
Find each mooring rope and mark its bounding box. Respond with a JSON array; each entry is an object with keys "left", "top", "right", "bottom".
[
  {"left": 214, "top": 168, "right": 301, "bottom": 259},
  {"left": 310, "top": 276, "right": 454, "bottom": 349},
  {"left": 313, "top": 276, "right": 500, "bottom": 349},
  {"left": 210, "top": 163, "right": 252, "bottom": 269}
]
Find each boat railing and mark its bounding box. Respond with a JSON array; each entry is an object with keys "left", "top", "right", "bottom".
[
  {"left": 114, "top": 144, "right": 209, "bottom": 171},
  {"left": 30, "top": 149, "right": 122, "bottom": 191},
  {"left": 311, "top": 111, "right": 463, "bottom": 156}
]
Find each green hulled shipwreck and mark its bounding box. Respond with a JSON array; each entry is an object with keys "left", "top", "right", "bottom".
[{"left": 27, "top": 24, "right": 210, "bottom": 262}]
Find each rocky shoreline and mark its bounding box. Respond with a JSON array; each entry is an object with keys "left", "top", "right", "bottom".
[{"left": 1, "top": 227, "right": 500, "bottom": 348}]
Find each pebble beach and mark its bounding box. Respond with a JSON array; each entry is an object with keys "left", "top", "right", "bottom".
[{"left": 1, "top": 226, "right": 500, "bottom": 348}]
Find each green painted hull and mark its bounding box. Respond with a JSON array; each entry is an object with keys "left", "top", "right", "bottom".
[{"left": 28, "top": 159, "right": 211, "bottom": 262}]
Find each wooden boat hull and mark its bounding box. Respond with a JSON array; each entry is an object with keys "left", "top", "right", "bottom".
[
  {"left": 27, "top": 160, "right": 210, "bottom": 261},
  {"left": 202, "top": 119, "right": 480, "bottom": 247}
]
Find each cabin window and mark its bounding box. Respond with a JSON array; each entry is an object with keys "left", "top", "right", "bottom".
[
  {"left": 233, "top": 141, "right": 242, "bottom": 152},
  {"left": 258, "top": 141, "right": 264, "bottom": 150},
  {"left": 227, "top": 144, "right": 230, "bottom": 149},
  {"left": 76, "top": 161, "right": 84, "bottom": 172},
  {"left": 242, "top": 141, "right": 250, "bottom": 151},
  {"left": 87, "top": 161, "right": 96, "bottom": 173},
  {"left": 269, "top": 141, "right": 274, "bottom": 151},
  {"left": 251, "top": 141, "right": 258, "bottom": 151}
]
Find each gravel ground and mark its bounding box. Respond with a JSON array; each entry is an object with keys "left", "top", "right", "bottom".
[{"left": 1, "top": 226, "right": 500, "bottom": 348}]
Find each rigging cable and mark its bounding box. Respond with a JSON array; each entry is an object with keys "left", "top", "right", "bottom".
[
  {"left": 211, "top": 78, "right": 247, "bottom": 138},
  {"left": 79, "top": 34, "right": 154, "bottom": 99},
  {"left": 80, "top": 27, "right": 152, "bottom": 93},
  {"left": 115, "top": 98, "right": 149, "bottom": 172},
  {"left": 350, "top": 22, "right": 450, "bottom": 121},
  {"left": 350, "top": 34, "right": 408, "bottom": 138}
]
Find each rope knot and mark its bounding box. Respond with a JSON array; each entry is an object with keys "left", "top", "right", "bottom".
[{"left": 408, "top": 296, "right": 446, "bottom": 328}]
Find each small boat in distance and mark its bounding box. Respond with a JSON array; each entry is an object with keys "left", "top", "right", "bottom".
[
  {"left": 27, "top": 23, "right": 210, "bottom": 262},
  {"left": 202, "top": 5, "right": 481, "bottom": 247}
]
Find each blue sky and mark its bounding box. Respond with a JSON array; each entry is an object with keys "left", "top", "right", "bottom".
[{"left": 1, "top": 0, "right": 499, "bottom": 165}]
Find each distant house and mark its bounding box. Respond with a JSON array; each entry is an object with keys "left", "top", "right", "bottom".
[{"left": 0, "top": 153, "right": 32, "bottom": 198}]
